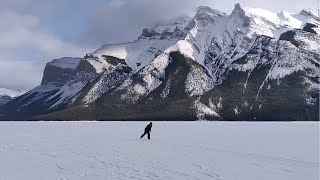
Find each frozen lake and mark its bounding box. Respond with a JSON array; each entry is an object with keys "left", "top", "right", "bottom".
[{"left": 0, "top": 121, "right": 319, "bottom": 180}]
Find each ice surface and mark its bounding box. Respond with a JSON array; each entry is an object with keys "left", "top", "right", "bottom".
[{"left": 0, "top": 121, "right": 318, "bottom": 180}]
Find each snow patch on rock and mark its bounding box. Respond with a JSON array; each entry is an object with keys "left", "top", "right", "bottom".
[
  {"left": 49, "top": 81, "right": 87, "bottom": 109},
  {"left": 195, "top": 98, "right": 220, "bottom": 119},
  {"left": 185, "top": 67, "right": 214, "bottom": 96}
]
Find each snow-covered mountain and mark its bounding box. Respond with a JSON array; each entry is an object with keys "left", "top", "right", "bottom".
[{"left": 0, "top": 4, "right": 319, "bottom": 120}]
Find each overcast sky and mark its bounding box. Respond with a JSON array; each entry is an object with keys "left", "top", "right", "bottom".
[{"left": 0, "top": 0, "right": 318, "bottom": 92}]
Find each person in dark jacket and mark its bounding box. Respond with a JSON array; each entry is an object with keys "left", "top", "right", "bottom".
[{"left": 140, "top": 122, "right": 152, "bottom": 139}]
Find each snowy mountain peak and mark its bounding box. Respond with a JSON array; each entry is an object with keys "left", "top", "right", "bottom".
[
  {"left": 227, "top": 3, "right": 320, "bottom": 39},
  {"left": 196, "top": 6, "right": 225, "bottom": 17},
  {"left": 234, "top": 3, "right": 242, "bottom": 11},
  {"left": 141, "top": 16, "right": 191, "bottom": 37},
  {"left": 300, "top": 9, "right": 320, "bottom": 20},
  {"left": 48, "top": 57, "right": 83, "bottom": 69},
  {"left": 229, "top": 3, "right": 247, "bottom": 25}
]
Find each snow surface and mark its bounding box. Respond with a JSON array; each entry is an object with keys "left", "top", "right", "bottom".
[{"left": 0, "top": 121, "right": 318, "bottom": 180}]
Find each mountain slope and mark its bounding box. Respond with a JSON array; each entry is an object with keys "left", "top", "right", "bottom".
[
  {"left": 0, "top": 88, "right": 24, "bottom": 106},
  {"left": 1, "top": 4, "right": 319, "bottom": 121},
  {"left": 0, "top": 95, "right": 13, "bottom": 106}
]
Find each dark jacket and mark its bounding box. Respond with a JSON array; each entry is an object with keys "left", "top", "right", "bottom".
[{"left": 145, "top": 123, "right": 152, "bottom": 132}]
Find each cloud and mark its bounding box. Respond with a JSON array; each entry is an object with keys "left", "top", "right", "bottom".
[
  {"left": 0, "top": 10, "right": 91, "bottom": 60},
  {"left": 0, "top": 10, "right": 93, "bottom": 91},
  {"left": 81, "top": 0, "right": 203, "bottom": 46},
  {"left": 203, "top": 0, "right": 319, "bottom": 13},
  {"left": 81, "top": 0, "right": 318, "bottom": 46},
  {"left": 0, "top": 60, "right": 44, "bottom": 91},
  {"left": 0, "top": 0, "right": 31, "bottom": 6},
  {"left": 108, "top": 0, "right": 126, "bottom": 7}
]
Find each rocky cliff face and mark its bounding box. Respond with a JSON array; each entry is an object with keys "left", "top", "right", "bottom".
[{"left": 1, "top": 4, "right": 319, "bottom": 120}]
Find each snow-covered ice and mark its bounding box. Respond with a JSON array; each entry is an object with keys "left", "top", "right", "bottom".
[{"left": 0, "top": 121, "right": 318, "bottom": 180}]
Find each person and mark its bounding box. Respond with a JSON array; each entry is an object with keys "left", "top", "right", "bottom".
[{"left": 140, "top": 122, "right": 152, "bottom": 140}]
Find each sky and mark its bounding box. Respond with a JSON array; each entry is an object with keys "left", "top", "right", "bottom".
[{"left": 0, "top": 0, "right": 318, "bottom": 92}]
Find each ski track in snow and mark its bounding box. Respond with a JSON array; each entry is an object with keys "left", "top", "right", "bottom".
[{"left": 0, "top": 122, "right": 318, "bottom": 180}]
